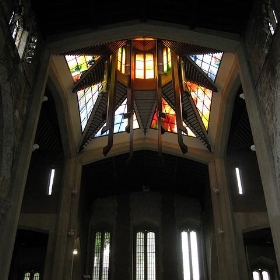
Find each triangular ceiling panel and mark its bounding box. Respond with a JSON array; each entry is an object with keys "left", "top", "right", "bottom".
[
  {"left": 182, "top": 56, "right": 218, "bottom": 92},
  {"left": 134, "top": 91, "right": 157, "bottom": 130},
  {"left": 80, "top": 81, "right": 127, "bottom": 150}
]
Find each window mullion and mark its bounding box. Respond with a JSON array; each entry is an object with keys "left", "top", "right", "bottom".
[{"left": 145, "top": 232, "right": 147, "bottom": 280}]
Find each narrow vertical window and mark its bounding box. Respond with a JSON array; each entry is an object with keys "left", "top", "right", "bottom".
[
  {"left": 181, "top": 230, "right": 200, "bottom": 280},
  {"left": 135, "top": 54, "right": 144, "bottom": 79},
  {"left": 145, "top": 54, "right": 154, "bottom": 79},
  {"left": 253, "top": 269, "right": 270, "bottom": 280},
  {"left": 23, "top": 271, "right": 40, "bottom": 280},
  {"left": 47, "top": 168, "right": 55, "bottom": 195},
  {"left": 117, "top": 47, "right": 126, "bottom": 74},
  {"left": 33, "top": 272, "right": 40, "bottom": 280},
  {"left": 163, "top": 47, "right": 171, "bottom": 73},
  {"left": 93, "top": 231, "right": 111, "bottom": 280},
  {"left": 24, "top": 272, "right": 31, "bottom": 280},
  {"left": 135, "top": 230, "right": 156, "bottom": 280},
  {"left": 235, "top": 167, "right": 243, "bottom": 194}
]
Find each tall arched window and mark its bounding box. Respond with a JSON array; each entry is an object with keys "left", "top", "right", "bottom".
[
  {"left": 181, "top": 229, "right": 201, "bottom": 280},
  {"left": 23, "top": 271, "right": 40, "bottom": 280},
  {"left": 92, "top": 231, "right": 111, "bottom": 280},
  {"left": 253, "top": 269, "right": 270, "bottom": 280},
  {"left": 134, "top": 230, "right": 157, "bottom": 280}
]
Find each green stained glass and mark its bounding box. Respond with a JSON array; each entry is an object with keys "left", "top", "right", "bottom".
[{"left": 65, "top": 55, "right": 97, "bottom": 82}]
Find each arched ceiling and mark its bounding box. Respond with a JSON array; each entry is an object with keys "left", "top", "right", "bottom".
[{"left": 30, "top": 0, "right": 255, "bottom": 204}]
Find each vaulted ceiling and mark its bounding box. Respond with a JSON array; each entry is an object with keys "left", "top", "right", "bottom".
[{"left": 30, "top": 0, "right": 255, "bottom": 205}]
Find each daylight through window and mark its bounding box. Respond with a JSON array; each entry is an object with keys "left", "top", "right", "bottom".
[
  {"left": 47, "top": 168, "right": 55, "bottom": 195},
  {"left": 181, "top": 230, "right": 200, "bottom": 280},
  {"left": 93, "top": 231, "right": 111, "bottom": 280},
  {"left": 135, "top": 230, "right": 156, "bottom": 280},
  {"left": 253, "top": 269, "right": 270, "bottom": 280}
]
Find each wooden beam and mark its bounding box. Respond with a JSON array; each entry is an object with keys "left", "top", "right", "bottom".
[
  {"left": 103, "top": 54, "right": 117, "bottom": 156},
  {"left": 171, "top": 51, "right": 188, "bottom": 154}
]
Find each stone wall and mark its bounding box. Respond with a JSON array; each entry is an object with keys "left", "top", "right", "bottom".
[
  {"left": 0, "top": 0, "right": 40, "bottom": 219},
  {"left": 244, "top": 0, "right": 280, "bottom": 189}
]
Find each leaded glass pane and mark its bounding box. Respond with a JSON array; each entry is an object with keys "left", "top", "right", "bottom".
[
  {"left": 93, "top": 232, "right": 102, "bottom": 280},
  {"left": 95, "top": 98, "right": 139, "bottom": 137},
  {"left": 147, "top": 232, "right": 156, "bottom": 280},
  {"left": 190, "top": 53, "right": 223, "bottom": 82},
  {"left": 136, "top": 232, "right": 145, "bottom": 280},
  {"left": 186, "top": 81, "right": 212, "bottom": 130},
  {"left": 24, "top": 272, "right": 30, "bottom": 280}
]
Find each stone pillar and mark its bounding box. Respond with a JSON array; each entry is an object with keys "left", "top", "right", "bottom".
[
  {"left": 114, "top": 194, "right": 131, "bottom": 280},
  {"left": 0, "top": 50, "right": 51, "bottom": 280},
  {"left": 50, "top": 157, "right": 82, "bottom": 280},
  {"left": 208, "top": 158, "right": 242, "bottom": 280},
  {"left": 161, "top": 194, "right": 179, "bottom": 280},
  {"left": 236, "top": 45, "right": 280, "bottom": 271}
]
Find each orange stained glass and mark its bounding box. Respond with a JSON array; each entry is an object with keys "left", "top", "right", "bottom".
[
  {"left": 145, "top": 53, "right": 154, "bottom": 79},
  {"left": 135, "top": 53, "right": 154, "bottom": 79},
  {"left": 117, "top": 47, "right": 126, "bottom": 73},
  {"left": 151, "top": 99, "right": 195, "bottom": 136},
  {"left": 135, "top": 54, "right": 145, "bottom": 78},
  {"left": 186, "top": 81, "right": 212, "bottom": 130}
]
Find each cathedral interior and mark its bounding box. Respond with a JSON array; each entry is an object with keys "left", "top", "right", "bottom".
[{"left": 1, "top": 0, "right": 280, "bottom": 279}]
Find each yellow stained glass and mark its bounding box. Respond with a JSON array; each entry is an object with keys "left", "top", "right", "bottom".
[{"left": 186, "top": 81, "right": 212, "bottom": 131}]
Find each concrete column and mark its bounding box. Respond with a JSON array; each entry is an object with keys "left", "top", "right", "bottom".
[
  {"left": 0, "top": 49, "right": 51, "bottom": 280},
  {"left": 161, "top": 194, "right": 179, "bottom": 280},
  {"left": 208, "top": 158, "right": 242, "bottom": 280},
  {"left": 50, "top": 157, "right": 82, "bottom": 280},
  {"left": 236, "top": 45, "right": 280, "bottom": 271},
  {"left": 114, "top": 194, "right": 131, "bottom": 280}
]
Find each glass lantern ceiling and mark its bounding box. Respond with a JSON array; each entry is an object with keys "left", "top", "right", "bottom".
[{"left": 65, "top": 50, "right": 223, "bottom": 135}]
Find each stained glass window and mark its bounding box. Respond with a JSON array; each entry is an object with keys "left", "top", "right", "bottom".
[
  {"left": 95, "top": 98, "right": 139, "bottom": 137},
  {"left": 163, "top": 47, "right": 172, "bottom": 73},
  {"left": 117, "top": 47, "right": 126, "bottom": 74},
  {"left": 93, "top": 231, "right": 111, "bottom": 280},
  {"left": 150, "top": 98, "right": 195, "bottom": 136},
  {"left": 135, "top": 53, "right": 154, "bottom": 79},
  {"left": 186, "top": 81, "right": 212, "bottom": 131},
  {"left": 65, "top": 55, "right": 101, "bottom": 131},
  {"left": 77, "top": 84, "right": 103, "bottom": 131},
  {"left": 66, "top": 55, "right": 97, "bottom": 83},
  {"left": 190, "top": 53, "right": 223, "bottom": 82},
  {"left": 135, "top": 231, "right": 156, "bottom": 280}
]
